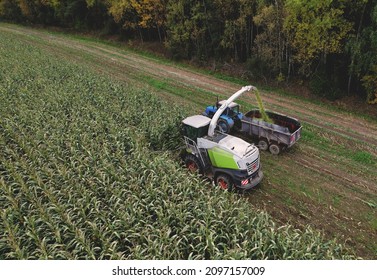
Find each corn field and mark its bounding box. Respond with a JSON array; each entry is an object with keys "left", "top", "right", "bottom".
[{"left": 0, "top": 31, "right": 355, "bottom": 260}]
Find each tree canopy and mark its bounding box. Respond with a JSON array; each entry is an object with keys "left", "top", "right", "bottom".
[{"left": 1, "top": 0, "right": 376, "bottom": 103}]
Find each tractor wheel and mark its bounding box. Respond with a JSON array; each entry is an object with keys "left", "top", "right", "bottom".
[
  {"left": 217, "top": 119, "right": 230, "bottom": 133},
  {"left": 184, "top": 154, "right": 204, "bottom": 175},
  {"left": 269, "top": 143, "right": 281, "bottom": 155},
  {"left": 215, "top": 174, "right": 233, "bottom": 191},
  {"left": 258, "top": 139, "right": 269, "bottom": 151}
]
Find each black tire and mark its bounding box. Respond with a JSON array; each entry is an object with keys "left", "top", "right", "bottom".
[
  {"left": 215, "top": 174, "right": 233, "bottom": 191},
  {"left": 217, "top": 119, "right": 230, "bottom": 133},
  {"left": 258, "top": 139, "right": 269, "bottom": 151},
  {"left": 269, "top": 143, "right": 280, "bottom": 155},
  {"left": 184, "top": 154, "right": 204, "bottom": 175}
]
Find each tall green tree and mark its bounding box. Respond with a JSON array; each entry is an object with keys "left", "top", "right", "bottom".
[
  {"left": 133, "top": 0, "right": 167, "bottom": 42},
  {"left": 0, "top": 0, "right": 23, "bottom": 21},
  {"left": 214, "top": 0, "right": 256, "bottom": 62},
  {"left": 346, "top": 0, "right": 377, "bottom": 102},
  {"left": 106, "top": 0, "right": 140, "bottom": 40},
  {"left": 165, "top": 0, "right": 213, "bottom": 60},
  {"left": 284, "top": 0, "right": 352, "bottom": 76},
  {"left": 14, "top": 0, "right": 55, "bottom": 24},
  {"left": 106, "top": 0, "right": 167, "bottom": 42},
  {"left": 2, "top": 0, "right": 377, "bottom": 104},
  {"left": 253, "top": 0, "right": 286, "bottom": 80}
]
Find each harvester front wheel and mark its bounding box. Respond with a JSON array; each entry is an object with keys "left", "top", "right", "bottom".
[
  {"left": 184, "top": 154, "right": 204, "bottom": 175},
  {"left": 216, "top": 174, "right": 233, "bottom": 191}
]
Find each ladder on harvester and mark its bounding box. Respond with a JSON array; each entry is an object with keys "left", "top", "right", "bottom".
[{"left": 183, "top": 136, "right": 211, "bottom": 169}]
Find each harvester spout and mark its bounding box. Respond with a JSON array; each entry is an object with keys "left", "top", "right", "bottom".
[{"left": 207, "top": 85, "right": 256, "bottom": 137}]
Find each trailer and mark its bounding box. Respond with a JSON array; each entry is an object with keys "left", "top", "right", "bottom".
[
  {"left": 203, "top": 89, "right": 302, "bottom": 155},
  {"left": 240, "top": 109, "right": 302, "bottom": 155}
]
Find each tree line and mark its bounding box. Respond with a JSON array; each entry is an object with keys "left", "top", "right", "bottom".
[{"left": 1, "top": 0, "right": 376, "bottom": 103}]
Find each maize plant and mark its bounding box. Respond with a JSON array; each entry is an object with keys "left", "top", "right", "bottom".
[{"left": 0, "top": 30, "right": 355, "bottom": 260}]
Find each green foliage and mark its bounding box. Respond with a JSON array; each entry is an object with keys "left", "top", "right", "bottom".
[
  {"left": 309, "top": 70, "right": 343, "bottom": 100},
  {"left": 0, "top": 0, "right": 112, "bottom": 30},
  {"left": 165, "top": 0, "right": 213, "bottom": 60},
  {"left": 216, "top": 0, "right": 255, "bottom": 61},
  {"left": 346, "top": 1, "right": 377, "bottom": 101},
  {"left": 362, "top": 65, "right": 377, "bottom": 104},
  {"left": 353, "top": 151, "right": 373, "bottom": 164},
  {"left": 284, "top": 0, "right": 352, "bottom": 75},
  {"left": 253, "top": 0, "right": 285, "bottom": 77},
  {"left": 164, "top": 0, "right": 193, "bottom": 59},
  {"left": 2, "top": 0, "right": 377, "bottom": 102},
  {"left": 0, "top": 0, "right": 23, "bottom": 21},
  {"left": 105, "top": 0, "right": 167, "bottom": 42},
  {"left": 13, "top": 0, "right": 56, "bottom": 24},
  {"left": 0, "top": 30, "right": 355, "bottom": 260},
  {"left": 164, "top": 0, "right": 257, "bottom": 61}
]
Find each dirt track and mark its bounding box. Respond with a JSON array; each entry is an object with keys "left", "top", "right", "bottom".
[{"left": 2, "top": 24, "right": 376, "bottom": 258}]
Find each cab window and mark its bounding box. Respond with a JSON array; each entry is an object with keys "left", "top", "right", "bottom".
[
  {"left": 183, "top": 125, "right": 198, "bottom": 140},
  {"left": 233, "top": 105, "right": 240, "bottom": 114},
  {"left": 198, "top": 124, "right": 209, "bottom": 138},
  {"left": 182, "top": 124, "right": 209, "bottom": 141}
]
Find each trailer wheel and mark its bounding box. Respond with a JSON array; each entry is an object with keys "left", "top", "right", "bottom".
[
  {"left": 258, "top": 139, "right": 269, "bottom": 151},
  {"left": 215, "top": 174, "right": 233, "bottom": 191},
  {"left": 184, "top": 154, "right": 204, "bottom": 175},
  {"left": 269, "top": 143, "right": 280, "bottom": 155},
  {"left": 217, "top": 119, "right": 230, "bottom": 133}
]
